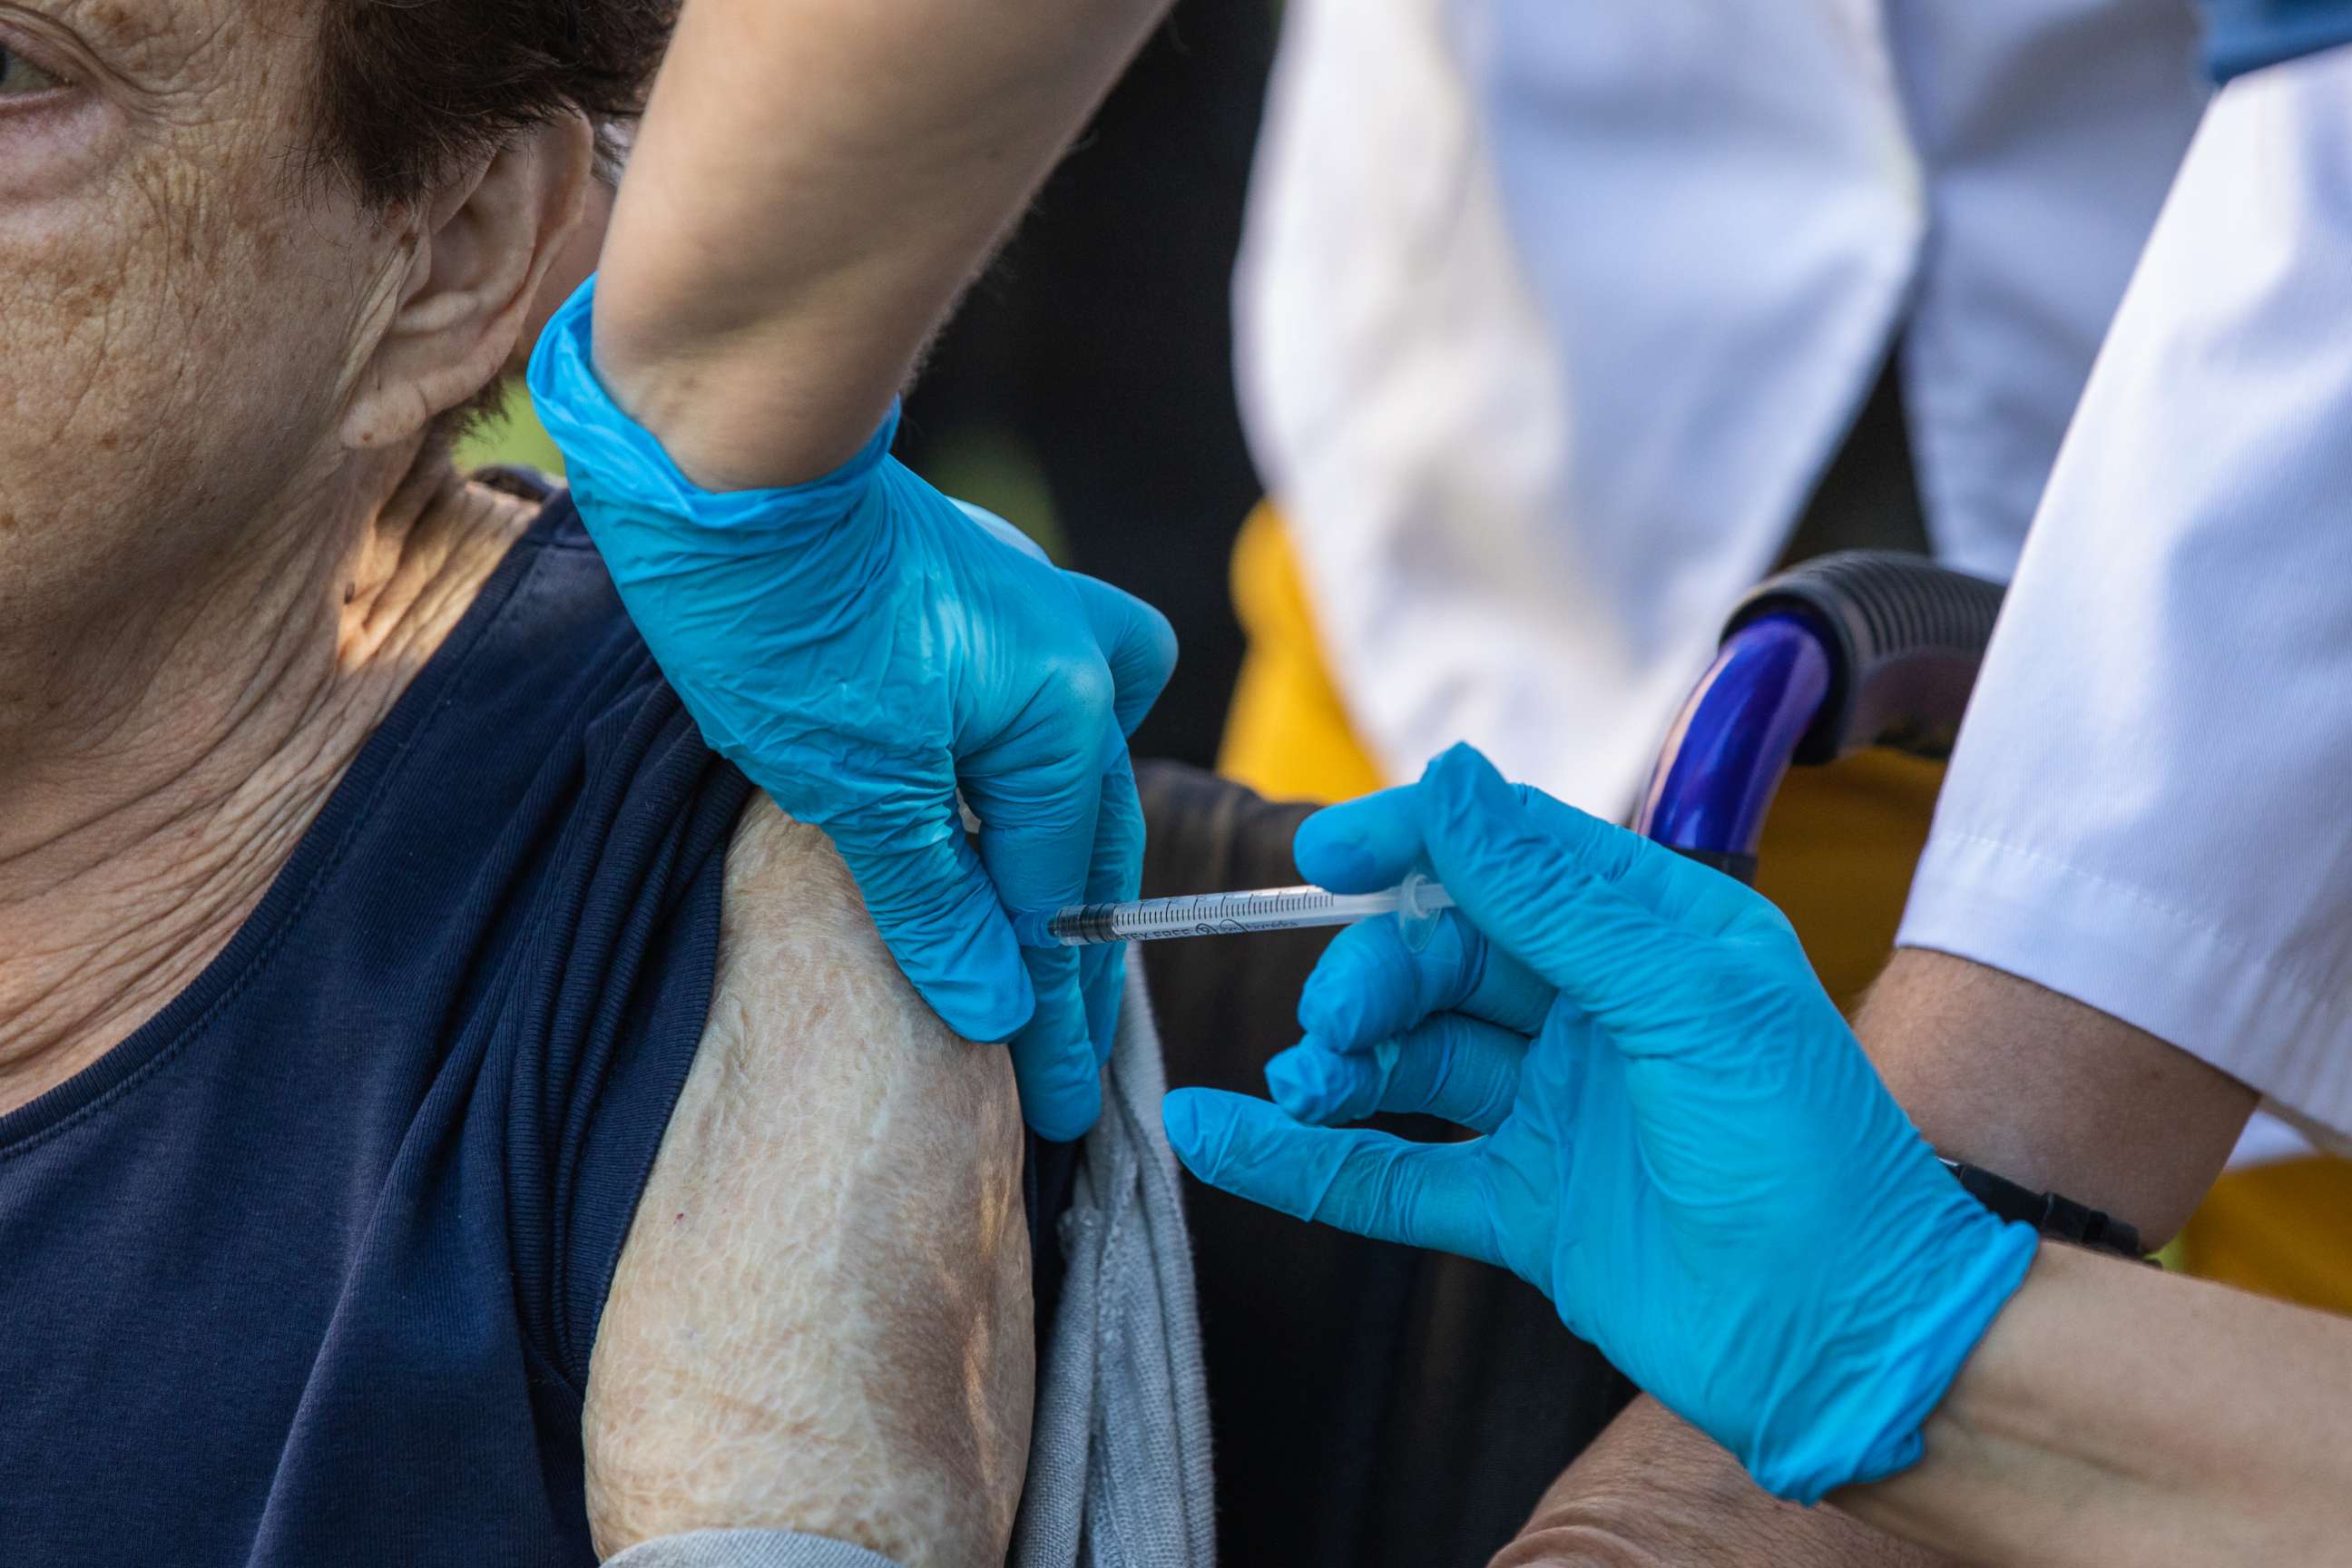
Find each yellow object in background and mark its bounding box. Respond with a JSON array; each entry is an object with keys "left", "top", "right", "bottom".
[
  {"left": 1220, "top": 501, "right": 2352, "bottom": 1312},
  {"left": 1219, "top": 502, "right": 1387, "bottom": 805},
  {"left": 2179, "top": 1157, "right": 2352, "bottom": 1308},
  {"left": 1751, "top": 750, "right": 1942, "bottom": 1011}
]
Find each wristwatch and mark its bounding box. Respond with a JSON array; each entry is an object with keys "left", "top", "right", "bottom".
[{"left": 1938, "top": 1157, "right": 2149, "bottom": 1260}]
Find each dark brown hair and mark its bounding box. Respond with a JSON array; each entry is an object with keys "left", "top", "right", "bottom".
[{"left": 314, "top": 0, "right": 676, "bottom": 204}]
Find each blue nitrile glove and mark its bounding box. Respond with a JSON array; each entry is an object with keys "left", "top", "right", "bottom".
[
  {"left": 1162, "top": 745, "right": 2039, "bottom": 1503},
  {"left": 529, "top": 279, "right": 1173, "bottom": 1141}
]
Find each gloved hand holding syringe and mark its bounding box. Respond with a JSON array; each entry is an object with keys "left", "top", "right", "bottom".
[{"left": 1015, "top": 874, "right": 1456, "bottom": 948}]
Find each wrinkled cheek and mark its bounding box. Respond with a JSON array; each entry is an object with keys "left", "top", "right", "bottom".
[
  {"left": 0, "top": 257, "right": 185, "bottom": 524},
  {"left": 0, "top": 257, "right": 269, "bottom": 668},
  {"left": 0, "top": 231, "right": 135, "bottom": 528},
  {"left": 0, "top": 166, "right": 351, "bottom": 532}
]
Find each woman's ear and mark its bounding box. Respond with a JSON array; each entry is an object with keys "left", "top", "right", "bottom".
[{"left": 342, "top": 112, "right": 596, "bottom": 451}]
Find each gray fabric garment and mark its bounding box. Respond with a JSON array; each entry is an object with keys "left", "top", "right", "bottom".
[
  {"left": 604, "top": 960, "right": 1214, "bottom": 1568},
  {"left": 1011, "top": 959, "right": 1216, "bottom": 1568},
  {"left": 605, "top": 1530, "right": 903, "bottom": 1568}
]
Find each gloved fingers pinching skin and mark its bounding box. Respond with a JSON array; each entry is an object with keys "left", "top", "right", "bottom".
[
  {"left": 1161, "top": 1088, "right": 1504, "bottom": 1268},
  {"left": 1077, "top": 750, "right": 1146, "bottom": 1068},
  {"left": 959, "top": 710, "right": 1114, "bottom": 1142},
  {"left": 958, "top": 547, "right": 1171, "bottom": 1111},
  {"left": 831, "top": 801, "right": 1037, "bottom": 1046},
  {"left": 1066, "top": 573, "right": 1170, "bottom": 1067},
  {"left": 947, "top": 559, "right": 1128, "bottom": 1139},
  {"left": 526, "top": 281, "right": 1182, "bottom": 1143},
  {"left": 1005, "top": 942, "right": 1100, "bottom": 1142},
  {"left": 1264, "top": 1014, "right": 1528, "bottom": 1132}
]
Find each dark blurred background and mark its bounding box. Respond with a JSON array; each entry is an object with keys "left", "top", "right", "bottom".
[{"left": 892, "top": 0, "right": 1279, "bottom": 768}]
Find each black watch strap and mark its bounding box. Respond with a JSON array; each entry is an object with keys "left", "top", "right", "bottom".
[{"left": 1938, "top": 1157, "right": 2147, "bottom": 1260}]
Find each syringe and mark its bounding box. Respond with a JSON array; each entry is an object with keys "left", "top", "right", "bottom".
[{"left": 1016, "top": 873, "right": 1455, "bottom": 948}]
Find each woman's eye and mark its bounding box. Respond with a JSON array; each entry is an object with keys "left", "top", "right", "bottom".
[{"left": 0, "top": 44, "right": 64, "bottom": 98}]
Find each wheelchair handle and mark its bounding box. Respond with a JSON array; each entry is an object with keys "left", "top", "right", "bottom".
[{"left": 1635, "top": 552, "right": 2004, "bottom": 881}]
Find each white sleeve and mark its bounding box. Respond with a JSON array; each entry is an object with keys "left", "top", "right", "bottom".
[{"left": 1896, "top": 45, "right": 2352, "bottom": 1142}]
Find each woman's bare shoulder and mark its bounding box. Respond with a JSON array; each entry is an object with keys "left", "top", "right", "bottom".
[{"left": 583, "top": 795, "right": 1034, "bottom": 1565}]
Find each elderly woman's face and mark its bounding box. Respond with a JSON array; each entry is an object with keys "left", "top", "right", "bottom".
[{"left": 0, "top": 0, "right": 411, "bottom": 622}]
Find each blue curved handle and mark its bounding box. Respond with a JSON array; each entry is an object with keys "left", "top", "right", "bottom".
[
  {"left": 1633, "top": 614, "right": 1831, "bottom": 875},
  {"left": 1636, "top": 551, "right": 2003, "bottom": 879}
]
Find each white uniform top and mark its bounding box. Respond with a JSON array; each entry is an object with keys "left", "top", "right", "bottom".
[
  {"left": 1236, "top": 0, "right": 2205, "bottom": 814},
  {"left": 1899, "top": 47, "right": 2352, "bottom": 1146}
]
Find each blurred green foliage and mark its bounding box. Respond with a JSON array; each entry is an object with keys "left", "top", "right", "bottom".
[
  {"left": 451, "top": 379, "right": 1072, "bottom": 566},
  {"left": 453, "top": 383, "right": 567, "bottom": 478}
]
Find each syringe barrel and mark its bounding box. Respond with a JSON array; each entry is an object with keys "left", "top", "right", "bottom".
[
  {"left": 1025, "top": 878, "right": 1452, "bottom": 947},
  {"left": 1043, "top": 886, "right": 1394, "bottom": 946}
]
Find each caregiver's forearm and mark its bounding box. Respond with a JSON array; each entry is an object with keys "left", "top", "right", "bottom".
[
  {"left": 1858, "top": 950, "right": 2257, "bottom": 1245},
  {"left": 1488, "top": 1396, "right": 1936, "bottom": 1567},
  {"left": 1838, "top": 1242, "right": 2352, "bottom": 1566},
  {"left": 594, "top": 0, "right": 1171, "bottom": 488},
  {"left": 1496, "top": 950, "right": 2269, "bottom": 1568}
]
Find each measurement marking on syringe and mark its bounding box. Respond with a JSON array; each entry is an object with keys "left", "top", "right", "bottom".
[{"left": 1027, "top": 878, "right": 1457, "bottom": 948}]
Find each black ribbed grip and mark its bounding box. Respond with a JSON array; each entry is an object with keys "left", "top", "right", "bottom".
[
  {"left": 1723, "top": 551, "right": 2004, "bottom": 765},
  {"left": 1939, "top": 1158, "right": 2148, "bottom": 1261}
]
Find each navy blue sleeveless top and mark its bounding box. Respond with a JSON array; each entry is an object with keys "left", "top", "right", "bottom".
[{"left": 0, "top": 492, "right": 757, "bottom": 1564}]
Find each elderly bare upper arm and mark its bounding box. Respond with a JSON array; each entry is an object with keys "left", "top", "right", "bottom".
[{"left": 583, "top": 797, "right": 1034, "bottom": 1565}]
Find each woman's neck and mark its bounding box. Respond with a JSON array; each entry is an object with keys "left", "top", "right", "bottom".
[{"left": 0, "top": 456, "right": 540, "bottom": 1117}]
